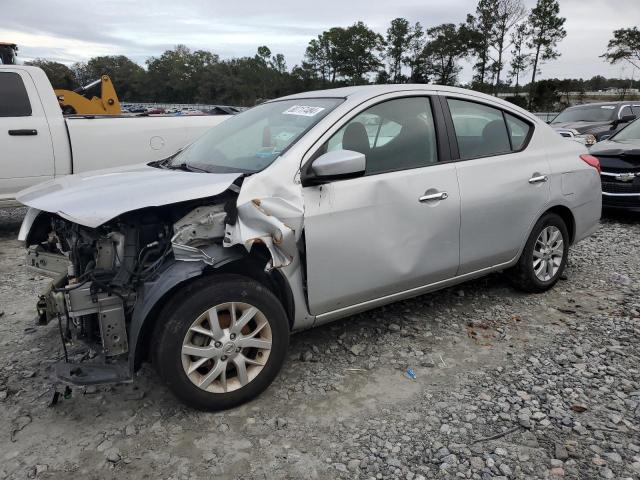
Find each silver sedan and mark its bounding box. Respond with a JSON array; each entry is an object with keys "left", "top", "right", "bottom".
[{"left": 18, "top": 85, "right": 602, "bottom": 410}]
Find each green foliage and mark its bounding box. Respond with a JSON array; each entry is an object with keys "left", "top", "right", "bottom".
[
  {"left": 386, "top": 18, "right": 411, "bottom": 83},
  {"left": 491, "top": 0, "right": 526, "bottom": 93},
  {"left": 601, "top": 27, "right": 640, "bottom": 69},
  {"left": 509, "top": 23, "right": 530, "bottom": 94},
  {"left": 529, "top": 78, "right": 561, "bottom": 111},
  {"left": 24, "top": 59, "right": 77, "bottom": 90},
  {"left": 73, "top": 55, "right": 146, "bottom": 100},
  {"left": 424, "top": 23, "right": 472, "bottom": 86},
  {"left": 526, "top": 0, "right": 566, "bottom": 106},
  {"left": 24, "top": 10, "right": 580, "bottom": 108},
  {"left": 466, "top": 0, "right": 497, "bottom": 88},
  {"left": 504, "top": 95, "right": 528, "bottom": 108}
]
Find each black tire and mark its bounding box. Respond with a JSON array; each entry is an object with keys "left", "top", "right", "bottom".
[
  {"left": 152, "top": 274, "right": 289, "bottom": 411},
  {"left": 507, "top": 213, "right": 569, "bottom": 293}
]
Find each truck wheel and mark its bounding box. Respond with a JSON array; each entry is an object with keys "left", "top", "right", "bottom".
[
  {"left": 507, "top": 213, "right": 569, "bottom": 293},
  {"left": 152, "top": 274, "right": 289, "bottom": 410}
]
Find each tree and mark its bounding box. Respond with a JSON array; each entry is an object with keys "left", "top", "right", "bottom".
[
  {"left": 256, "top": 46, "right": 272, "bottom": 65},
  {"left": 304, "top": 37, "right": 330, "bottom": 84},
  {"left": 423, "top": 23, "right": 470, "bottom": 86},
  {"left": 304, "top": 28, "right": 349, "bottom": 84},
  {"left": 146, "top": 45, "right": 218, "bottom": 103},
  {"left": 491, "top": 0, "right": 526, "bottom": 93},
  {"left": 336, "top": 22, "right": 384, "bottom": 84},
  {"left": 529, "top": 78, "right": 561, "bottom": 111},
  {"left": 601, "top": 27, "right": 640, "bottom": 69},
  {"left": 526, "top": 0, "right": 566, "bottom": 107},
  {"left": 270, "top": 53, "right": 287, "bottom": 74},
  {"left": 385, "top": 18, "right": 411, "bottom": 82},
  {"left": 509, "top": 23, "right": 530, "bottom": 95},
  {"left": 404, "top": 22, "right": 428, "bottom": 83},
  {"left": 79, "top": 55, "right": 146, "bottom": 101},
  {"left": 467, "top": 0, "right": 497, "bottom": 90},
  {"left": 25, "top": 59, "right": 77, "bottom": 89}
]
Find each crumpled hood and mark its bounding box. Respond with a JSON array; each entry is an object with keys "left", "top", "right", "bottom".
[
  {"left": 551, "top": 121, "right": 611, "bottom": 134},
  {"left": 16, "top": 163, "right": 242, "bottom": 228}
]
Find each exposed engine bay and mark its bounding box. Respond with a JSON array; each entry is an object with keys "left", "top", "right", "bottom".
[{"left": 23, "top": 189, "right": 252, "bottom": 383}]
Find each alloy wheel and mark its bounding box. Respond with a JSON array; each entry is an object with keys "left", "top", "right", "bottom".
[
  {"left": 532, "top": 225, "right": 564, "bottom": 282},
  {"left": 181, "top": 302, "right": 272, "bottom": 393}
]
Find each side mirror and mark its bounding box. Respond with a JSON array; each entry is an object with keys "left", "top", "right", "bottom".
[
  {"left": 614, "top": 114, "right": 636, "bottom": 127},
  {"left": 305, "top": 149, "right": 366, "bottom": 185}
]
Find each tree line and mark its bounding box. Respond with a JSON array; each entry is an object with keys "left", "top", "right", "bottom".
[{"left": 25, "top": 1, "right": 640, "bottom": 111}]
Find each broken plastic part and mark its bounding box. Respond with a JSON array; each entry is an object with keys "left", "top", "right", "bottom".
[
  {"left": 171, "top": 242, "right": 215, "bottom": 265},
  {"left": 223, "top": 196, "right": 303, "bottom": 269}
]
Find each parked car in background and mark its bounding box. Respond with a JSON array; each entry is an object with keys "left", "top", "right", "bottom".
[
  {"left": 550, "top": 101, "right": 639, "bottom": 146},
  {"left": 0, "top": 65, "right": 230, "bottom": 207},
  {"left": 589, "top": 117, "right": 640, "bottom": 212},
  {"left": 17, "top": 84, "right": 601, "bottom": 410}
]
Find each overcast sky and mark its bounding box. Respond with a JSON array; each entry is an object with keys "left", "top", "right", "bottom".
[{"left": 2, "top": 0, "right": 639, "bottom": 82}]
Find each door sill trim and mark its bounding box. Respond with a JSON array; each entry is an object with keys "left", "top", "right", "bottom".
[{"left": 312, "top": 259, "right": 515, "bottom": 326}]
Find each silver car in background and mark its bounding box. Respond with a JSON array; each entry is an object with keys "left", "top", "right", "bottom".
[{"left": 17, "top": 85, "right": 601, "bottom": 410}]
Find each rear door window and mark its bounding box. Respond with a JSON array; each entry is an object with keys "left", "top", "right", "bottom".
[
  {"left": 0, "top": 72, "right": 32, "bottom": 117},
  {"left": 447, "top": 99, "right": 511, "bottom": 159}
]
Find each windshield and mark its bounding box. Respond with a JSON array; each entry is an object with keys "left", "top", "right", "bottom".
[
  {"left": 612, "top": 118, "right": 640, "bottom": 141},
  {"left": 169, "top": 98, "right": 343, "bottom": 173},
  {"left": 551, "top": 105, "right": 617, "bottom": 124}
]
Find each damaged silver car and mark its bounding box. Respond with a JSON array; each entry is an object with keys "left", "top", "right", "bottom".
[{"left": 17, "top": 85, "right": 602, "bottom": 410}]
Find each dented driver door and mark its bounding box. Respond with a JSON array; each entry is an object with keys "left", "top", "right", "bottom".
[{"left": 302, "top": 95, "right": 461, "bottom": 316}]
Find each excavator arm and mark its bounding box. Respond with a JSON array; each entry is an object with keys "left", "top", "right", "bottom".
[{"left": 55, "top": 75, "right": 122, "bottom": 115}]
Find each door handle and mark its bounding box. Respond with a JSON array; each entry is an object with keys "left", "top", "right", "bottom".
[
  {"left": 528, "top": 174, "right": 548, "bottom": 184},
  {"left": 8, "top": 129, "right": 38, "bottom": 136},
  {"left": 419, "top": 191, "right": 448, "bottom": 202}
]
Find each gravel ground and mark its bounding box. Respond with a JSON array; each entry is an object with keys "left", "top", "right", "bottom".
[{"left": 0, "top": 207, "right": 639, "bottom": 480}]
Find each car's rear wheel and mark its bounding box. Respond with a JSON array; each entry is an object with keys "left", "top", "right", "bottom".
[
  {"left": 507, "top": 212, "right": 569, "bottom": 293},
  {"left": 152, "top": 274, "right": 289, "bottom": 410}
]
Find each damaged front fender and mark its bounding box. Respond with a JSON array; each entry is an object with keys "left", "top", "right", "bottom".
[
  {"left": 128, "top": 244, "right": 243, "bottom": 371},
  {"left": 223, "top": 196, "right": 303, "bottom": 269}
]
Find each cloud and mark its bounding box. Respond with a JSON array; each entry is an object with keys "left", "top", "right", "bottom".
[{"left": 4, "top": 0, "right": 639, "bottom": 80}]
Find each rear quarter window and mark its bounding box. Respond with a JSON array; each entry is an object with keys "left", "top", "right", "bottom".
[
  {"left": 0, "top": 72, "right": 32, "bottom": 117},
  {"left": 505, "top": 113, "right": 531, "bottom": 151}
]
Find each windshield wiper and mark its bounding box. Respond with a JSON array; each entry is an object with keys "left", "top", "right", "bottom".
[{"left": 165, "top": 162, "right": 210, "bottom": 173}]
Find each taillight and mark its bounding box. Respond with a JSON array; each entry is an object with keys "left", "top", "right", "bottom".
[{"left": 580, "top": 154, "right": 601, "bottom": 173}]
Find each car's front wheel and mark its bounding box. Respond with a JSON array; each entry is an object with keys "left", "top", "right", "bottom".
[
  {"left": 508, "top": 212, "right": 569, "bottom": 293},
  {"left": 152, "top": 274, "right": 289, "bottom": 410}
]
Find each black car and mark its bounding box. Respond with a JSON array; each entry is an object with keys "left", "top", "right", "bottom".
[
  {"left": 589, "top": 118, "right": 640, "bottom": 212},
  {"left": 551, "top": 101, "right": 639, "bottom": 145}
]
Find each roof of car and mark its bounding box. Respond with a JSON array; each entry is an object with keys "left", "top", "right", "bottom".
[
  {"left": 276, "top": 83, "right": 540, "bottom": 122},
  {"left": 278, "top": 84, "right": 469, "bottom": 100}
]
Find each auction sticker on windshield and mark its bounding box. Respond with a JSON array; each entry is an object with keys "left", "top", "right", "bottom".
[{"left": 283, "top": 105, "right": 326, "bottom": 117}]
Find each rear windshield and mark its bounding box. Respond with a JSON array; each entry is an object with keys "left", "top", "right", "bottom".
[{"left": 551, "top": 105, "right": 617, "bottom": 124}]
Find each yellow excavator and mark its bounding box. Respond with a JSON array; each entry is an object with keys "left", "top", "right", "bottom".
[{"left": 55, "top": 75, "right": 122, "bottom": 115}]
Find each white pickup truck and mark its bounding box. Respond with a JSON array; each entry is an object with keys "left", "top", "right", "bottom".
[{"left": 1, "top": 65, "right": 230, "bottom": 207}]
